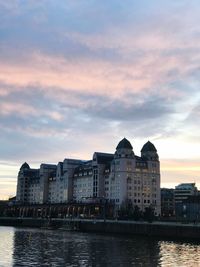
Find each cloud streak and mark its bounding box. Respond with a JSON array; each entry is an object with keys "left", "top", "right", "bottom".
[{"left": 1, "top": 0, "right": 200, "bottom": 198}]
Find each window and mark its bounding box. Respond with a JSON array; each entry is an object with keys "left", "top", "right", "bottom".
[{"left": 127, "top": 178, "right": 131, "bottom": 184}]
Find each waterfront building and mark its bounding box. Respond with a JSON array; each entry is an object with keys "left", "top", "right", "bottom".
[
  {"left": 16, "top": 162, "right": 57, "bottom": 204},
  {"left": 107, "top": 139, "right": 161, "bottom": 215},
  {"left": 174, "top": 183, "right": 198, "bottom": 204},
  {"left": 175, "top": 195, "right": 200, "bottom": 222},
  {"left": 16, "top": 138, "right": 161, "bottom": 215},
  {"left": 73, "top": 152, "right": 114, "bottom": 202},
  {"left": 174, "top": 183, "right": 198, "bottom": 218},
  {"left": 0, "top": 200, "right": 8, "bottom": 216},
  {"left": 161, "top": 188, "right": 175, "bottom": 217}
]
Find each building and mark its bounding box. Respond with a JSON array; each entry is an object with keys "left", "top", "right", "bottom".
[
  {"left": 107, "top": 139, "right": 161, "bottom": 215},
  {"left": 174, "top": 183, "right": 198, "bottom": 204},
  {"left": 174, "top": 183, "right": 198, "bottom": 218},
  {"left": 161, "top": 188, "right": 175, "bottom": 217},
  {"left": 175, "top": 195, "right": 200, "bottom": 222},
  {"left": 16, "top": 162, "right": 57, "bottom": 204},
  {"left": 0, "top": 200, "right": 8, "bottom": 216},
  {"left": 16, "top": 138, "right": 161, "bottom": 215}
]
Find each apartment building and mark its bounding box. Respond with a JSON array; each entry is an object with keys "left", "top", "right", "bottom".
[{"left": 16, "top": 138, "right": 161, "bottom": 215}]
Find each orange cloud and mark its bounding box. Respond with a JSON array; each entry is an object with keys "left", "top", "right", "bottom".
[{"left": 162, "top": 159, "right": 200, "bottom": 171}]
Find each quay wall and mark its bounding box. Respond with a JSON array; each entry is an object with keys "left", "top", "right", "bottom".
[
  {"left": 79, "top": 220, "right": 200, "bottom": 239},
  {"left": 1, "top": 217, "right": 200, "bottom": 239},
  {"left": 0, "top": 217, "right": 64, "bottom": 228}
]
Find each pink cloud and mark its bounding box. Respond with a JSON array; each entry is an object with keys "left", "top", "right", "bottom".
[
  {"left": 0, "top": 47, "right": 193, "bottom": 101},
  {"left": 0, "top": 102, "right": 36, "bottom": 116},
  {"left": 1, "top": 20, "right": 199, "bottom": 103}
]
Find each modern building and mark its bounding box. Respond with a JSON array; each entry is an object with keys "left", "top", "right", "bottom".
[
  {"left": 174, "top": 183, "right": 198, "bottom": 204},
  {"left": 16, "top": 138, "right": 161, "bottom": 215},
  {"left": 174, "top": 183, "right": 198, "bottom": 218},
  {"left": 175, "top": 195, "right": 200, "bottom": 222}
]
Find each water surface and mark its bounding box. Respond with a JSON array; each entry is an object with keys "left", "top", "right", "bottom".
[{"left": 0, "top": 226, "right": 200, "bottom": 266}]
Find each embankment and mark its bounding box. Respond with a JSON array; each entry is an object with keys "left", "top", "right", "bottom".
[{"left": 1, "top": 217, "right": 200, "bottom": 239}]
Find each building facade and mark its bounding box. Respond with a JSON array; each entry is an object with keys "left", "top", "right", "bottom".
[
  {"left": 16, "top": 138, "right": 161, "bottom": 215},
  {"left": 174, "top": 183, "right": 198, "bottom": 204},
  {"left": 174, "top": 183, "right": 198, "bottom": 217},
  {"left": 161, "top": 188, "right": 175, "bottom": 217}
]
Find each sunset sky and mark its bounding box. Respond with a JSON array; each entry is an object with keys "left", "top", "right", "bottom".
[{"left": 1, "top": 1, "right": 200, "bottom": 199}]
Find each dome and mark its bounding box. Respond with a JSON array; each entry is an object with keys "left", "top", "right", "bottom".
[
  {"left": 141, "top": 141, "right": 157, "bottom": 153},
  {"left": 116, "top": 138, "right": 133, "bottom": 150},
  {"left": 20, "top": 162, "right": 30, "bottom": 170}
]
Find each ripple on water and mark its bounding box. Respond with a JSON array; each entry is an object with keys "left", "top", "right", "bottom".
[
  {"left": 159, "top": 240, "right": 200, "bottom": 267},
  {"left": 1, "top": 227, "right": 200, "bottom": 267}
]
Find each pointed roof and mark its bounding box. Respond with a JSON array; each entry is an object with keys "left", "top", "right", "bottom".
[
  {"left": 116, "top": 138, "right": 133, "bottom": 150},
  {"left": 141, "top": 141, "right": 157, "bottom": 152},
  {"left": 20, "top": 162, "right": 30, "bottom": 170}
]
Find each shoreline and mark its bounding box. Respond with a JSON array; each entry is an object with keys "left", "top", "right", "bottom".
[{"left": 1, "top": 217, "right": 200, "bottom": 240}]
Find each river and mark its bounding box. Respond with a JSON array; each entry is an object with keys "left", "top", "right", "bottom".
[{"left": 0, "top": 226, "right": 200, "bottom": 266}]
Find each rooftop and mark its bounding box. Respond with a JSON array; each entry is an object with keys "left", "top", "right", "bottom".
[
  {"left": 141, "top": 141, "right": 157, "bottom": 153},
  {"left": 116, "top": 138, "right": 133, "bottom": 150},
  {"left": 175, "top": 183, "right": 196, "bottom": 190}
]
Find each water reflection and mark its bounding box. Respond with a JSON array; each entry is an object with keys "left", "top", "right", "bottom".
[
  {"left": 0, "top": 227, "right": 13, "bottom": 267},
  {"left": 0, "top": 227, "right": 200, "bottom": 266},
  {"left": 159, "top": 241, "right": 200, "bottom": 267},
  {"left": 12, "top": 229, "right": 160, "bottom": 266}
]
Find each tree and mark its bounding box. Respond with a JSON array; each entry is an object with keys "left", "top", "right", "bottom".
[
  {"left": 133, "top": 205, "right": 142, "bottom": 221},
  {"left": 119, "top": 199, "right": 141, "bottom": 220},
  {"left": 143, "top": 206, "right": 155, "bottom": 222}
]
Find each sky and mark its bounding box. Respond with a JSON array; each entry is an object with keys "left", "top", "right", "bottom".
[{"left": 1, "top": 0, "right": 200, "bottom": 199}]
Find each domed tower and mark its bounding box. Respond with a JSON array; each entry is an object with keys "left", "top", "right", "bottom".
[
  {"left": 141, "top": 141, "right": 161, "bottom": 216},
  {"left": 115, "top": 138, "right": 134, "bottom": 158},
  {"left": 141, "top": 141, "right": 159, "bottom": 161},
  {"left": 20, "top": 162, "right": 30, "bottom": 170},
  {"left": 110, "top": 138, "right": 135, "bottom": 206},
  {"left": 16, "top": 162, "right": 30, "bottom": 203}
]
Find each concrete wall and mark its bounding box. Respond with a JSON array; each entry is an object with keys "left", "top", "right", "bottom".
[{"left": 1, "top": 218, "right": 200, "bottom": 240}]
